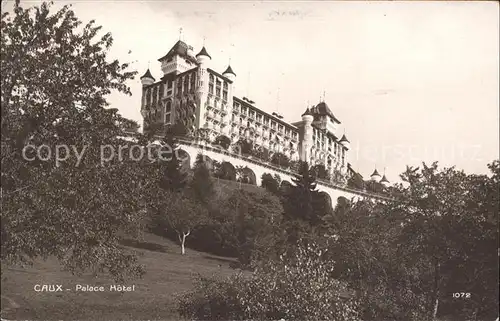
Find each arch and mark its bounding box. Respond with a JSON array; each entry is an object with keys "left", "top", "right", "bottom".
[
  {"left": 238, "top": 166, "right": 257, "bottom": 185},
  {"left": 319, "top": 191, "right": 333, "bottom": 208},
  {"left": 215, "top": 161, "right": 237, "bottom": 181},
  {"left": 177, "top": 148, "right": 191, "bottom": 172}
]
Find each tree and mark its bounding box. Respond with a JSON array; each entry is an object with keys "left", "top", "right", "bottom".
[
  {"left": 270, "top": 152, "right": 290, "bottom": 168},
  {"left": 159, "top": 191, "right": 208, "bottom": 255},
  {"left": 214, "top": 161, "right": 237, "bottom": 181},
  {"left": 281, "top": 162, "right": 330, "bottom": 245},
  {"left": 234, "top": 137, "right": 253, "bottom": 156},
  {"left": 391, "top": 162, "right": 499, "bottom": 320},
  {"left": 213, "top": 135, "right": 231, "bottom": 150},
  {"left": 158, "top": 128, "right": 187, "bottom": 192},
  {"left": 311, "top": 164, "right": 331, "bottom": 180},
  {"left": 347, "top": 173, "right": 365, "bottom": 190},
  {"left": 261, "top": 173, "right": 281, "bottom": 196},
  {"left": 1, "top": 1, "right": 146, "bottom": 280},
  {"left": 190, "top": 153, "right": 214, "bottom": 203}
]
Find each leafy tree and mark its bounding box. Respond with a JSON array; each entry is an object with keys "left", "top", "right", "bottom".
[
  {"left": 221, "top": 189, "right": 283, "bottom": 266},
  {"left": 212, "top": 135, "right": 231, "bottom": 150},
  {"left": 347, "top": 172, "right": 365, "bottom": 190},
  {"left": 254, "top": 146, "right": 271, "bottom": 162},
  {"left": 312, "top": 164, "right": 331, "bottom": 180},
  {"left": 213, "top": 161, "right": 237, "bottom": 181},
  {"left": 270, "top": 152, "right": 290, "bottom": 168},
  {"left": 234, "top": 137, "right": 253, "bottom": 156},
  {"left": 1, "top": 1, "right": 146, "bottom": 280},
  {"left": 190, "top": 153, "right": 214, "bottom": 203},
  {"left": 261, "top": 173, "right": 281, "bottom": 195},
  {"left": 392, "top": 162, "right": 499, "bottom": 320},
  {"left": 154, "top": 190, "right": 208, "bottom": 255}
]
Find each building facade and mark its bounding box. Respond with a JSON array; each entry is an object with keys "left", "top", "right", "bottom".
[{"left": 140, "top": 40, "right": 353, "bottom": 176}]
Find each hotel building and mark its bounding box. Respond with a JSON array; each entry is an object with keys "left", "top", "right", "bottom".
[{"left": 140, "top": 40, "right": 353, "bottom": 176}]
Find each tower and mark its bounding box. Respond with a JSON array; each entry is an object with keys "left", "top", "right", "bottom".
[
  {"left": 339, "top": 133, "right": 350, "bottom": 172},
  {"left": 380, "top": 168, "right": 390, "bottom": 187},
  {"left": 370, "top": 168, "right": 381, "bottom": 181},
  {"left": 140, "top": 69, "right": 155, "bottom": 87},
  {"left": 195, "top": 46, "right": 212, "bottom": 129},
  {"left": 300, "top": 108, "right": 314, "bottom": 163}
]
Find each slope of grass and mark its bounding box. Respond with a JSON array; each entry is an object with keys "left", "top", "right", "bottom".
[{"left": 1, "top": 232, "right": 240, "bottom": 321}]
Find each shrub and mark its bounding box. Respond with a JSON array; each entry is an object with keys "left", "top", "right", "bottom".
[
  {"left": 178, "top": 242, "right": 361, "bottom": 321},
  {"left": 213, "top": 135, "right": 231, "bottom": 150},
  {"left": 270, "top": 152, "right": 290, "bottom": 168}
]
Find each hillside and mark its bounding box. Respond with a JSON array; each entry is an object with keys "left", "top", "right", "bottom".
[{"left": 1, "top": 232, "right": 241, "bottom": 321}]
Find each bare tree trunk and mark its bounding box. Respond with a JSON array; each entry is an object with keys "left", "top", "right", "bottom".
[
  {"left": 432, "top": 258, "right": 440, "bottom": 321},
  {"left": 179, "top": 230, "right": 190, "bottom": 255}
]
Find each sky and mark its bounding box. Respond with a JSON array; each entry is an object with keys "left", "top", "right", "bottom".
[{"left": 4, "top": 0, "right": 499, "bottom": 181}]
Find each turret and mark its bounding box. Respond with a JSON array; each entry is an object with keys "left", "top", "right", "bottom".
[
  {"left": 196, "top": 46, "right": 211, "bottom": 67},
  {"left": 370, "top": 168, "right": 381, "bottom": 181},
  {"left": 380, "top": 174, "right": 390, "bottom": 187},
  {"left": 222, "top": 65, "right": 236, "bottom": 82},
  {"left": 140, "top": 69, "right": 155, "bottom": 87},
  {"left": 339, "top": 133, "right": 350, "bottom": 150},
  {"left": 300, "top": 108, "right": 314, "bottom": 162}
]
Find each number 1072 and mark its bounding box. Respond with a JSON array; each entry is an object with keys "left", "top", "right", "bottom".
[{"left": 452, "top": 292, "right": 471, "bottom": 298}]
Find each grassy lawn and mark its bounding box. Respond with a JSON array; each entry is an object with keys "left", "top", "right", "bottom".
[{"left": 1, "top": 232, "right": 240, "bottom": 321}]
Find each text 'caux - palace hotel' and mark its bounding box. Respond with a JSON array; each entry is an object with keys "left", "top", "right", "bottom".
[{"left": 139, "top": 39, "right": 363, "bottom": 180}]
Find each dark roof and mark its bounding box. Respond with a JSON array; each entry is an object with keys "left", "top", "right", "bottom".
[
  {"left": 233, "top": 96, "right": 297, "bottom": 129},
  {"left": 196, "top": 46, "right": 211, "bottom": 59},
  {"left": 223, "top": 65, "right": 236, "bottom": 76},
  {"left": 310, "top": 102, "right": 341, "bottom": 124},
  {"left": 371, "top": 169, "right": 381, "bottom": 177},
  {"left": 140, "top": 69, "right": 155, "bottom": 81},
  {"left": 158, "top": 40, "right": 198, "bottom": 64},
  {"left": 301, "top": 108, "right": 312, "bottom": 117},
  {"left": 380, "top": 175, "right": 389, "bottom": 183},
  {"left": 339, "top": 134, "right": 350, "bottom": 143},
  {"left": 207, "top": 68, "right": 233, "bottom": 84}
]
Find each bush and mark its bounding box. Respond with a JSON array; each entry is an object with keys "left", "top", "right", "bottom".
[
  {"left": 178, "top": 242, "right": 361, "bottom": 321},
  {"left": 270, "top": 152, "right": 290, "bottom": 168},
  {"left": 213, "top": 135, "right": 231, "bottom": 150}
]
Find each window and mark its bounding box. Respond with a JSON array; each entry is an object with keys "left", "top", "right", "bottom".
[
  {"left": 209, "top": 74, "right": 215, "bottom": 83},
  {"left": 167, "top": 57, "right": 173, "bottom": 63},
  {"left": 242, "top": 106, "right": 247, "bottom": 114},
  {"left": 159, "top": 84, "right": 164, "bottom": 98},
  {"left": 223, "top": 91, "right": 228, "bottom": 101},
  {"left": 216, "top": 87, "right": 221, "bottom": 97},
  {"left": 209, "top": 84, "right": 214, "bottom": 95},
  {"left": 168, "top": 80, "right": 173, "bottom": 89},
  {"left": 146, "top": 88, "right": 151, "bottom": 105},
  {"left": 166, "top": 101, "right": 172, "bottom": 113},
  {"left": 224, "top": 82, "right": 228, "bottom": 90},
  {"left": 216, "top": 79, "right": 221, "bottom": 88}
]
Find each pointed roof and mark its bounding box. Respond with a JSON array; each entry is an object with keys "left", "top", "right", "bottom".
[
  {"left": 140, "top": 69, "right": 155, "bottom": 81},
  {"left": 310, "top": 101, "right": 341, "bottom": 124},
  {"left": 339, "top": 134, "right": 350, "bottom": 143},
  {"left": 371, "top": 169, "right": 381, "bottom": 177},
  {"left": 196, "top": 46, "right": 211, "bottom": 59},
  {"left": 158, "top": 40, "right": 198, "bottom": 64},
  {"left": 380, "top": 174, "right": 389, "bottom": 183},
  {"left": 223, "top": 65, "right": 236, "bottom": 76},
  {"left": 301, "top": 107, "right": 312, "bottom": 117}
]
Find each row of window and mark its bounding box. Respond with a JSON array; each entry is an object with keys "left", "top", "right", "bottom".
[{"left": 233, "top": 102, "right": 299, "bottom": 139}]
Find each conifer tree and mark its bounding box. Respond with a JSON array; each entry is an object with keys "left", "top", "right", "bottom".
[
  {"left": 158, "top": 127, "right": 187, "bottom": 192},
  {"left": 190, "top": 153, "right": 214, "bottom": 203}
]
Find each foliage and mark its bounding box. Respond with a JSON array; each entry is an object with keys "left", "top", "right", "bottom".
[
  {"left": 270, "top": 152, "right": 290, "bottom": 168},
  {"left": 190, "top": 153, "right": 214, "bottom": 203},
  {"left": 261, "top": 172, "right": 281, "bottom": 195},
  {"left": 213, "top": 161, "right": 236, "bottom": 181},
  {"left": 158, "top": 128, "right": 187, "bottom": 192},
  {"left": 236, "top": 166, "right": 256, "bottom": 185},
  {"left": 312, "top": 164, "right": 331, "bottom": 180},
  {"left": 233, "top": 137, "right": 253, "bottom": 156},
  {"left": 364, "top": 179, "right": 384, "bottom": 193},
  {"left": 212, "top": 135, "right": 231, "bottom": 150},
  {"left": 347, "top": 172, "right": 365, "bottom": 190},
  {"left": 177, "top": 242, "right": 361, "bottom": 321},
  {"left": 1, "top": 1, "right": 145, "bottom": 280},
  {"left": 254, "top": 145, "right": 271, "bottom": 162}
]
